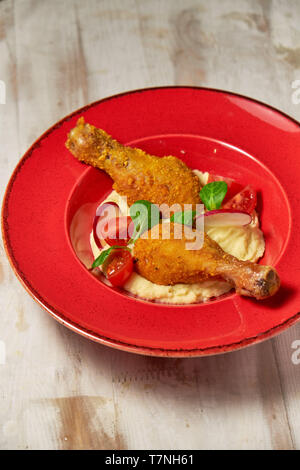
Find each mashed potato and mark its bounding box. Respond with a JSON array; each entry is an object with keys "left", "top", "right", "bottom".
[{"left": 90, "top": 171, "right": 265, "bottom": 303}]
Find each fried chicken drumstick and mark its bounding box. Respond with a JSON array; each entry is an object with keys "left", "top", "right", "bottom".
[
  {"left": 66, "top": 118, "right": 280, "bottom": 300},
  {"left": 66, "top": 118, "right": 201, "bottom": 210},
  {"left": 134, "top": 223, "right": 280, "bottom": 299}
]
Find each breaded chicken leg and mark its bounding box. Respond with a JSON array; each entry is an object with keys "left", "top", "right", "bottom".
[
  {"left": 66, "top": 118, "right": 201, "bottom": 210},
  {"left": 134, "top": 223, "right": 280, "bottom": 299}
]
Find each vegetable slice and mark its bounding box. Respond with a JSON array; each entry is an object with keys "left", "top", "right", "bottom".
[
  {"left": 104, "top": 249, "right": 133, "bottom": 286},
  {"left": 96, "top": 216, "right": 134, "bottom": 247},
  {"left": 207, "top": 174, "right": 243, "bottom": 204},
  {"left": 91, "top": 245, "right": 130, "bottom": 269},
  {"left": 93, "top": 202, "right": 120, "bottom": 249},
  {"left": 196, "top": 209, "right": 252, "bottom": 228},
  {"left": 222, "top": 185, "right": 257, "bottom": 214}
]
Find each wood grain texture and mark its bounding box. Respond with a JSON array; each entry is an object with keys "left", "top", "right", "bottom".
[{"left": 0, "top": 0, "right": 300, "bottom": 450}]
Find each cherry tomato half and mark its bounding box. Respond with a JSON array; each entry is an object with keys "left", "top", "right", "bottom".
[
  {"left": 207, "top": 173, "right": 244, "bottom": 204},
  {"left": 223, "top": 185, "right": 257, "bottom": 214},
  {"left": 103, "top": 249, "right": 134, "bottom": 287}
]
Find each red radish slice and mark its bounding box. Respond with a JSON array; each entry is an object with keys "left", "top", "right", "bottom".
[
  {"left": 93, "top": 202, "right": 120, "bottom": 249},
  {"left": 196, "top": 209, "right": 252, "bottom": 228},
  {"left": 102, "top": 216, "right": 134, "bottom": 247}
]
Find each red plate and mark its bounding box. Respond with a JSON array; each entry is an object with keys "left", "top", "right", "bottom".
[{"left": 2, "top": 87, "right": 300, "bottom": 357}]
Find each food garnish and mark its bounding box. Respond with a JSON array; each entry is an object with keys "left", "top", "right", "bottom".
[
  {"left": 95, "top": 215, "right": 134, "bottom": 248},
  {"left": 129, "top": 200, "right": 160, "bottom": 241},
  {"left": 196, "top": 209, "right": 252, "bottom": 228},
  {"left": 207, "top": 173, "right": 243, "bottom": 204},
  {"left": 223, "top": 185, "right": 257, "bottom": 214},
  {"left": 92, "top": 245, "right": 131, "bottom": 269},
  {"left": 170, "top": 210, "right": 196, "bottom": 226},
  {"left": 104, "top": 249, "right": 133, "bottom": 287},
  {"left": 92, "top": 246, "right": 133, "bottom": 287},
  {"left": 93, "top": 202, "right": 121, "bottom": 249},
  {"left": 200, "top": 181, "right": 228, "bottom": 210}
]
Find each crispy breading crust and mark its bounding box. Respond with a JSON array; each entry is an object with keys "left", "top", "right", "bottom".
[
  {"left": 66, "top": 119, "right": 280, "bottom": 299},
  {"left": 66, "top": 118, "right": 201, "bottom": 210},
  {"left": 134, "top": 223, "right": 280, "bottom": 299}
]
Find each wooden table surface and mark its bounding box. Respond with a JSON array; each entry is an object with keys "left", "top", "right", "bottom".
[{"left": 1, "top": 0, "right": 300, "bottom": 450}]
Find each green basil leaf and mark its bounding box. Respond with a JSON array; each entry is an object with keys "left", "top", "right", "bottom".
[
  {"left": 200, "top": 181, "right": 228, "bottom": 210},
  {"left": 92, "top": 245, "right": 130, "bottom": 269},
  {"left": 170, "top": 210, "right": 196, "bottom": 226},
  {"left": 129, "top": 200, "right": 160, "bottom": 241}
]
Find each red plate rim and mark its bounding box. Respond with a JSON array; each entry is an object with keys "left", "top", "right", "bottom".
[{"left": 2, "top": 86, "right": 300, "bottom": 357}]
